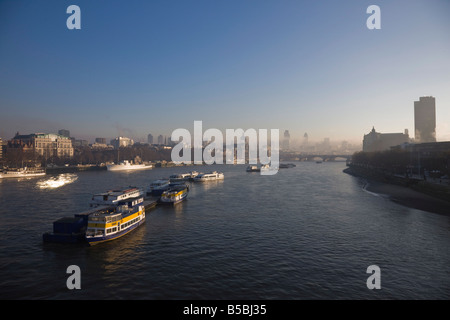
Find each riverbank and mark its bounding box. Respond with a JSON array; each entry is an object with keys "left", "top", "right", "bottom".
[{"left": 344, "top": 165, "right": 450, "bottom": 215}]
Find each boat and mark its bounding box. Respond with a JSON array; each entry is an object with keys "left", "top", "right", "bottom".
[
  {"left": 169, "top": 173, "right": 192, "bottom": 182},
  {"left": 90, "top": 187, "right": 144, "bottom": 207},
  {"left": 106, "top": 160, "right": 153, "bottom": 171},
  {"left": 43, "top": 205, "right": 114, "bottom": 243},
  {"left": 279, "top": 163, "right": 296, "bottom": 168},
  {"left": 0, "top": 167, "right": 46, "bottom": 178},
  {"left": 146, "top": 179, "right": 170, "bottom": 195},
  {"left": 246, "top": 165, "right": 260, "bottom": 172},
  {"left": 159, "top": 183, "right": 189, "bottom": 205},
  {"left": 187, "top": 171, "right": 200, "bottom": 180},
  {"left": 170, "top": 171, "right": 200, "bottom": 182},
  {"left": 85, "top": 196, "right": 146, "bottom": 245},
  {"left": 193, "top": 171, "right": 224, "bottom": 182}
]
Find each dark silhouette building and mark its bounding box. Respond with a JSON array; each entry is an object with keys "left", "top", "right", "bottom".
[{"left": 414, "top": 96, "right": 436, "bottom": 143}]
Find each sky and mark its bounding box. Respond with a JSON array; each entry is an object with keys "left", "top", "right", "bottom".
[{"left": 1, "top": 0, "right": 449, "bottom": 145}]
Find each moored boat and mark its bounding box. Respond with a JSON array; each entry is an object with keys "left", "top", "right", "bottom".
[
  {"left": 43, "top": 205, "right": 114, "bottom": 243},
  {"left": 159, "top": 183, "right": 189, "bottom": 205},
  {"left": 85, "top": 196, "right": 146, "bottom": 245},
  {"left": 107, "top": 160, "right": 153, "bottom": 171},
  {"left": 146, "top": 179, "right": 170, "bottom": 195},
  {"left": 170, "top": 171, "right": 200, "bottom": 182},
  {"left": 246, "top": 165, "right": 260, "bottom": 172},
  {"left": 90, "top": 187, "right": 144, "bottom": 207},
  {"left": 193, "top": 171, "right": 224, "bottom": 182},
  {"left": 169, "top": 173, "right": 192, "bottom": 182},
  {"left": 0, "top": 167, "right": 46, "bottom": 178},
  {"left": 279, "top": 163, "right": 296, "bottom": 168}
]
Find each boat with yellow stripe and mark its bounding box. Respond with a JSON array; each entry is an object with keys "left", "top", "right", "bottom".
[
  {"left": 159, "top": 183, "right": 189, "bottom": 205},
  {"left": 85, "top": 196, "right": 145, "bottom": 245}
]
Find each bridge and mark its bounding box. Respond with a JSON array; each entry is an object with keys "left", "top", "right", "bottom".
[{"left": 280, "top": 154, "right": 352, "bottom": 162}]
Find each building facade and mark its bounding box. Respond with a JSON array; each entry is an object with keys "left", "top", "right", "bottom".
[
  {"left": 414, "top": 96, "right": 436, "bottom": 143},
  {"left": 110, "top": 136, "right": 134, "bottom": 149},
  {"left": 8, "top": 132, "right": 74, "bottom": 158},
  {"left": 147, "top": 134, "right": 153, "bottom": 145},
  {"left": 58, "top": 129, "right": 70, "bottom": 138},
  {"left": 282, "top": 130, "right": 290, "bottom": 150},
  {"left": 363, "top": 127, "right": 410, "bottom": 152},
  {"left": 157, "top": 135, "right": 164, "bottom": 145}
]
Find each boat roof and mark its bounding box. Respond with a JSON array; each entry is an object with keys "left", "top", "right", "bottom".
[
  {"left": 94, "top": 187, "right": 141, "bottom": 196},
  {"left": 75, "top": 205, "right": 115, "bottom": 217},
  {"left": 151, "top": 179, "right": 169, "bottom": 183}
]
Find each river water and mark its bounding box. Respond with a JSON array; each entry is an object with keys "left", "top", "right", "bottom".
[{"left": 0, "top": 162, "right": 449, "bottom": 299}]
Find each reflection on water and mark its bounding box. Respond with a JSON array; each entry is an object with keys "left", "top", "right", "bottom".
[
  {"left": 193, "top": 179, "right": 224, "bottom": 191},
  {"left": 37, "top": 173, "right": 78, "bottom": 189}
]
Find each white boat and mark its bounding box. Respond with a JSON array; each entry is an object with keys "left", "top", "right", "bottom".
[
  {"left": 169, "top": 173, "right": 192, "bottom": 182},
  {"left": 147, "top": 179, "right": 171, "bottom": 195},
  {"left": 107, "top": 160, "right": 153, "bottom": 171},
  {"left": 193, "top": 171, "right": 224, "bottom": 182},
  {"left": 246, "top": 165, "right": 260, "bottom": 172},
  {"left": 0, "top": 167, "right": 46, "bottom": 179},
  {"left": 90, "top": 187, "right": 144, "bottom": 207},
  {"left": 169, "top": 171, "right": 199, "bottom": 182}
]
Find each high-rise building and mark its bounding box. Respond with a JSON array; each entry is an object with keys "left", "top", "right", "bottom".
[
  {"left": 282, "top": 130, "right": 290, "bottom": 150},
  {"left": 303, "top": 133, "right": 308, "bottom": 145},
  {"left": 95, "top": 138, "right": 106, "bottom": 144},
  {"left": 147, "top": 134, "right": 153, "bottom": 145},
  {"left": 414, "top": 96, "right": 436, "bottom": 143},
  {"left": 58, "top": 129, "right": 70, "bottom": 138},
  {"left": 157, "top": 135, "right": 164, "bottom": 145},
  {"left": 0, "top": 137, "right": 3, "bottom": 160}
]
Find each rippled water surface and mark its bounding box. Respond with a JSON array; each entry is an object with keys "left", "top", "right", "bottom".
[{"left": 0, "top": 162, "right": 449, "bottom": 299}]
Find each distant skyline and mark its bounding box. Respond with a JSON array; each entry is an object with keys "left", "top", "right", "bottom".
[{"left": 1, "top": 0, "right": 449, "bottom": 144}]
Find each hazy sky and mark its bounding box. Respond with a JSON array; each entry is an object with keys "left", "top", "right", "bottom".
[{"left": 1, "top": 0, "right": 449, "bottom": 144}]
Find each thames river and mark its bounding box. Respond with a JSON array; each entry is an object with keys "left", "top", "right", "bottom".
[{"left": 0, "top": 162, "right": 449, "bottom": 299}]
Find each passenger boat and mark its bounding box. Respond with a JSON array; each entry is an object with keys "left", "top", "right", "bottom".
[
  {"left": 43, "top": 205, "right": 114, "bottom": 243},
  {"left": 159, "top": 183, "right": 189, "bottom": 205},
  {"left": 279, "top": 163, "right": 296, "bottom": 168},
  {"left": 169, "top": 173, "right": 192, "bottom": 182},
  {"left": 90, "top": 187, "right": 144, "bottom": 207},
  {"left": 0, "top": 167, "right": 46, "bottom": 178},
  {"left": 193, "top": 171, "right": 224, "bottom": 182},
  {"left": 107, "top": 160, "right": 153, "bottom": 171},
  {"left": 146, "top": 179, "right": 170, "bottom": 195},
  {"left": 187, "top": 171, "right": 200, "bottom": 180},
  {"left": 246, "top": 165, "right": 260, "bottom": 172},
  {"left": 170, "top": 171, "right": 200, "bottom": 182},
  {"left": 85, "top": 196, "right": 145, "bottom": 245}
]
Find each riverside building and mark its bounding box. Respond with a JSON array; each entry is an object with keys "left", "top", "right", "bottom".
[
  {"left": 8, "top": 132, "right": 74, "bottom": 158},
  {"left": 363, "top": 127, "right": 410, "bottom": 152}
]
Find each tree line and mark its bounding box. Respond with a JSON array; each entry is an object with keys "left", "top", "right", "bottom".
[{"left": 1, "top": 145, "right": 172, "bottom": 168}]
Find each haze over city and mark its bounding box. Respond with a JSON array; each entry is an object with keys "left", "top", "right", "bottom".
[{"left": 1, "top": 0, "right": 449, "bottom": 146}]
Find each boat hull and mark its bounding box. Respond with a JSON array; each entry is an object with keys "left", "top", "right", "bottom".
[
  {"left": 86, "top": 218, "right": 145, "bottom": 246},
  {"left": 0, "top": 172, "right": 45, "bottom": 178},
  {"left": 107, "top": 164, "right": 152, "bottom": 171},
  {"left": 159, "top": 192, "right": 188, "bottom": 205}
]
